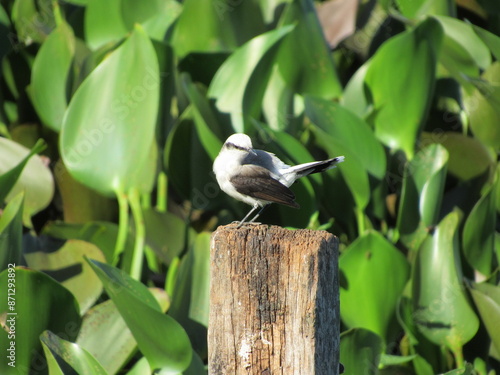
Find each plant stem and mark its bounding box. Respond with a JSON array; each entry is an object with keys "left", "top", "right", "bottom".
[
  {"left": 129, "top": 187, "right": 145, "bottom": 280},
  {"left": 451, "top": 344, "right": 464, "bottom": 369},
  {"left": 356, "top": 206, "right": 366, "bottom": 236},
  {"left": 156, "top": 171, "right": 168, "bottom": 212},
  {"left": 114, "top": 190, "right": 129, "bottom": 265}
]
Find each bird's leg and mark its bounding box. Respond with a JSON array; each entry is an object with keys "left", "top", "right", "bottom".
[
  {"left": 237, "top": 204, "right": 260, "bottom": 228},
  {"left": 249, "top": 205, "right": 268, "bottom": 223}
]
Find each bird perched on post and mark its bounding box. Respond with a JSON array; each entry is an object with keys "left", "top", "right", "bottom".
[{"left": 213, "top": 133, "right": 344, "bottom": 227}]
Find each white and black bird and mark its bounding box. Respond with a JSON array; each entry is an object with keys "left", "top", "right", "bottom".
[{"left": 213, "top": 133, "right": 344, "bottom": 227}]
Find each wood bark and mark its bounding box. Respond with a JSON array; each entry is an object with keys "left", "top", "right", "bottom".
[{"left": 208, "top": 224, "right": 340, "bottom": 375}]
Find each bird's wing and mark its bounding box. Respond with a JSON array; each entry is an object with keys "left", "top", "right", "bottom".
[{"left": 230, "top": 165, "right": 299, "bottom": 208}]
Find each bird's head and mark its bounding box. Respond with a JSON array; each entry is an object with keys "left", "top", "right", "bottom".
[{"left": 223, "top": 133, "right": 256, "bottom": 155}]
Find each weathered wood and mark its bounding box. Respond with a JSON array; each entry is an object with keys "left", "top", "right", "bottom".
[{"left": 209, "top": 223, "right": 340, "bottom": 375}]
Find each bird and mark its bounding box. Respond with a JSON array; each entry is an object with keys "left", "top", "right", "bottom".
[{"left": 213, "top": 133, "right": 344, "bottom": 227}]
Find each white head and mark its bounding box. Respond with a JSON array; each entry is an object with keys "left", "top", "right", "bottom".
[{"left": 223, "top": 133, "right": 254, "bottom": 152}]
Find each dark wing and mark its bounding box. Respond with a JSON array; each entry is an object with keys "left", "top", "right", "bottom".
[{"left": 230, "top": 165, "right": 299, "bottom": 208}]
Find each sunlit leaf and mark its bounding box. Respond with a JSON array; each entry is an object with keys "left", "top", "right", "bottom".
[
  {"left": 397, "top": 144, "right": 448, "bottom": 250},
  {"left": 77, "top": 299, "right": 137, "bottom": 374},
  {"left": 61, "top": 25, "right": 159, "bottom": 197},
  {"left": 87, "top": 259, "right": 192, "bottom": 373},
  {"left": 0, "top": 192, "right": 23, "bottom": 270},
  {"left": 263, "top": 0, "right": 342, "bottom": 129},
  {"left": 463, "top": 62, "right": 500, "bottom": 150},
  {"left": 84, "top": 0, "right": 128, "bottom": 50},
  {"left": 208, "top": 25, "right": 294, "bottom": 132},
  {"left": 468, "top": 282, "right": 500, "bottom": 356},
  {"left": 29, "top": 20, "right": 75, "bottom": 131},
  {"left": 340, "top": 231, "right": 410, "bottom": 341},
  {"left": 365, "top": 18, "right": 443, "bottom": 158},
  {"left": 24, "top": 239, "right": 105, "bottom": 314},
  {"left": 0, "top": 267, "right": 82, "bottom": 375},
  {"left": 412, "top": 212, "right": 479, "bottom": 351},
  {"left": 40, "top": 330, "right": 108, "bottom": 375},
  {"left": 0, "top": 138, "right": 53, "bottom": 226}
]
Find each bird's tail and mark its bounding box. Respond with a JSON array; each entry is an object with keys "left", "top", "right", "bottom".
[{"left": 286, "top": 156, "right": 345, "bottom": 179}]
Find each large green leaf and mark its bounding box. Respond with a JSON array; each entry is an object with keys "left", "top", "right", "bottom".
[
  {"left": 462, "top": 177, "right": 496, "bottom": 276},
  {"left": 339, "top": 328, "right": 383, "bottom": 375},
  {"left": 468, "top": 282, "right": 500, "bottom": 355},
  {"left": 306, "top": 96, "right": 385, "bottom": 211},
  {"left": 87, "top": 259, "right": 192, "bottom": 373},
  {"left": 208, "top": 25, "right": 294, "bottom": 132},
  {"left": 0, "top": 267, "right": 82, "bottom": 375},
  {"left": 76, "top": 299, "right": 137, "bottom": 374},
  {"left": 170, "top": 0, "right": 265, "bottom": 57},
  {"left": 340, "top": 231, "right": 410, "bottom": 341},
  {"left": 434, "top": 16, "right": 491, "bottom": 81},
  {"left": 473, "top": 25, "right": 500, "bottom": 61},
  {"left": 84, "top": 0, "right": 128, "bottom": 50},
  {"left": 412, "top": 212, "right": 479, "bottom": 351},
  {"left": 43, "top": 221, "right": 135, "bottom": 264},
  {"left": 395, "top": 0, "right": 454, "bottom": 18},
  {"left": 0, "top": 138, "right": 54, "bottom": 225},
  {"left": 420, "top": 132, "right": 493, "bottom": 181},
  {"left": 396, "top": 144, "right": 448, "bottom": 250},
  {"left": 61, "top": 25, "right": 159, "bottom": 197},
  {"left": 24, "top": 239, "right": 105, "bottom": 314},
  {"left": 40, "top": 330, "right": 108, "bottom": 375},
  {"left": 263, "top": 0, "right": 342, "bottom": 130},
  {"left": 168, "top": 233, "right": 210, "bottom": 358},
  {"left": 29, "top": 20, "right": 75, "bottom": 131},
  {"left": 463, "top": 62, "right": 500, "bottom": 150},
  {"left": 365, "top": 18, "right": 443, "bottom": 158},
  {"left": 0, "top": 192, "right": 23, "bottom": 270}
]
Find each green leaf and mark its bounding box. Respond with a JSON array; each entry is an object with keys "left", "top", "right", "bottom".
[
  {"left": 340, "top": 328, "right": 383, "bottom": 375},
  {"left": 306, "top": 97, "right": 385, "bottom": 211},
  {"left": 40, "top": 330, "right": 108, "bottom": 375},
  {"left": 0, "top": 192, "right": 23, "bottom": 270},
  {"left": 0, "top": 267, "right": 82, "bottom": 375},
  {"left": 340, "top": 231, "right": 410, "bottom": 341},
  {"left": 43, "top": 221, "right": 134, "bottom": 265},
  {"left": 29, "top": 20, "right": 75, "bottom": 131},
  {"left": 24, "top": 239, "right": 105, "bottom": 314},
  {"left": 472, "top": 25, "right": 500, "bottom": 61},
  {"left": 87, "top": 259, "right": 192, "bottom": 373},
  {"left": 143, "top": 208, "right": 192, "bottom": 265},
  {"left": 420, "top": 132, "right": 493, "bottom": 181},
  {"left": 412, "top": 212, "right": 479, "bottom": 351},
  {"left": 440, "top": 362, "right": 474, "bottom": 375},
  {"left": 365, "top": 18, "right": 443, "bottom": 158},
  {"left": 181, "top": 73, "right": 223, "bottom": 160},
  {"left": 61, "top": 25, "right": 159, "bottom": 197},
  {"left": 170, "top": 0, "right": 265, "bottom": 57},
  {"left": 84, "top": 0, "right": 128, "bottom": 50},
  {"left": 76, "top": 300, "right": 137, "bottom": 375},
  {"left": 168, "top": 233, "right": 210, "bottom": 358},
  {"left": 397, "top": 144, "right": 448, "bottom": 250},
  {"left": 463, "top": 62, "right": 500, "bottom": 150},
  {"left": 208, "top": 25, "right": 294, "bottom": 132},
  {"left": 263, "top": 0, "right": 342, "bottom": 129},
  {"left": 395, "top": 0, "right": 453, "bottom": 18},
  {"left": 468, "top": 282, "right": 500, "bottom": 356},
  {"left": 434, "top": 16, "right": 491, "bottom": 78},
  {"left": 462, "top": 177, "right": 496, "bottom": 276},
  {"left": 12, "top": 0, "right": 54, "bottom": 44},
  {"left": 0, "top": 138, "right": 53, "bottom": 226}
]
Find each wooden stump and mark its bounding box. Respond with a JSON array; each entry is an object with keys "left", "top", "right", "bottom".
[{"left": 208, "top": 224, "right": 340, "bottom": 375}]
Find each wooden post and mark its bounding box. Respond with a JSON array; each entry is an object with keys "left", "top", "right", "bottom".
[{"left": 208, "top": 224, "right": 340, "bottom": 375}]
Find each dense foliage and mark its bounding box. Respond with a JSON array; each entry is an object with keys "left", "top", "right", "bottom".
[{"left": 0, "top": 0, "right": 499, "bottom": 374}]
